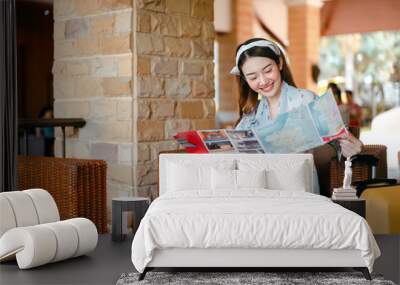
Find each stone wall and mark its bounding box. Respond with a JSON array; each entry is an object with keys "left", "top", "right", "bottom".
[
  {"left": 53, "top": 0, "right": 215, "bottom": 222},
  {"left": 53, "top": 0, "right": 134, "bottom": 222},
  {"left": 135, "top": 0, "right": 215, "bottom": 199}
]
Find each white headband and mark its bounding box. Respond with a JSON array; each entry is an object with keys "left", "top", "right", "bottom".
[{"left": 230, "top": 40, "right": 281, "bottom": 76}]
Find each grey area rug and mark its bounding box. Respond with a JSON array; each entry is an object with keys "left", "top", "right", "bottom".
[{"left": 116, "top": 271, "right": 396, "bottom": 285}]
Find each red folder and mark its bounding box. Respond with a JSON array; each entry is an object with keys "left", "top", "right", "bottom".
[{"left": 173, "top": 131, "right": 208, "bottom": 153}]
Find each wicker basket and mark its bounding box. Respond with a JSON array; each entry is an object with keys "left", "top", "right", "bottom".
[{"left": 17, "top": 156, "right": 107, "bottom": 233}]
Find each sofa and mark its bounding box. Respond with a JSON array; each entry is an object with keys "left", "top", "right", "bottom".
[{"left": 0, "top": 189, "right": 98, "bottom": 269}]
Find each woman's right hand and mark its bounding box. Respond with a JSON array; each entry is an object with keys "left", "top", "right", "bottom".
[{"left": 338, "top": 132, "right": 363, "bottom": 158}]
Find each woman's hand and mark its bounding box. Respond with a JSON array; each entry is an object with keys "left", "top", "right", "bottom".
[{"left": 338, "top": 132, "right": 363, "bottom": 158}]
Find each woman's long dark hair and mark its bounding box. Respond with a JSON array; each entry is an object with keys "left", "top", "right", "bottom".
[{"left": 235, "top": 38, "right": 296, "bottom": 126}]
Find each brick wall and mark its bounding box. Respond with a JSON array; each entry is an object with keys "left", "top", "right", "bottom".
[
  {"left": 53, "top": 0, "right": 215, "bottom": 221},
  {"left": 135, "top": 0, "right": 215, "bottom": 198},
  {"left": 216, "top": 0, "right": 256, "bottom": 127},
  {"left": 215, "top": 0, "right": 238, "bottom": 127},
  {"left": 235, "top": 0, "right": 254, "bottom": 44}
]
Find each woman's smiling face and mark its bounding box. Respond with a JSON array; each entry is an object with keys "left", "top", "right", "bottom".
[{"left": 241, "top": 56, "right": 283, "bottom": 98}]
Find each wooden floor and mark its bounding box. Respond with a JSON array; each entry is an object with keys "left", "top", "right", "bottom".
[{"left": 0, "top": 234, "right": 398, "bottom": 285}]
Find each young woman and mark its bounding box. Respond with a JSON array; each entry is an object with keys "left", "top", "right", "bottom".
[{"left": 231, "top": 38, "right": 363, "bottom": 196}]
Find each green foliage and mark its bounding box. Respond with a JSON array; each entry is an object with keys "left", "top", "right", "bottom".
[
  {"left": 319, "top": 32, "right": 400, "bottom": 120},
  {"left": 356, "top": 32, "right": 400, "bottom": 83},
  {"left": 319, "top": 31, "right": 400, "bottom": 84}
]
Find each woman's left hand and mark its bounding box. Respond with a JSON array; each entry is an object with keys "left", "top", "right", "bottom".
[{"left": 338, "top": 132, "right": 363, "bottom": 158}]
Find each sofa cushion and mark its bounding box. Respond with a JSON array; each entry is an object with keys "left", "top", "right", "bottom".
[
  {"left": 0, "top": 192, "right": 39, "bottom": 227},
  {"left": 24, "top": 189, "right": 60, "bottom": 224},
  {"left": 0, "top": 196, "right": 17, "bottom": 237}
]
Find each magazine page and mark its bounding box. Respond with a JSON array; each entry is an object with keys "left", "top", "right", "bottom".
[
  {"left": 307, "top": 91, "right": 348, "bottom": 142},
  {"left": 197, "top": 129, "right": 235, "bottom": 153},
  {"left": 225, "top": 129, "right": 265, "bottom": 153},
  {"left": 175, "top": 129, "right": 265, "bottom": 153},
  {"left": 173, "top": 131, "right": 209, "bottom": 153},
  {"left": 251, "top": 91, "right": 346, "bottom": 153}
]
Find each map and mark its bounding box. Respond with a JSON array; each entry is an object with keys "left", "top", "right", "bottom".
[
  {"left": 253, "top": 91, "right": 347, "bottom": 153},
  {"left": 174, "top": 91, "right": 347, "bottom": 154},
  {"left": 308, "top": 91, "right": 347, "bottom": 142}
]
